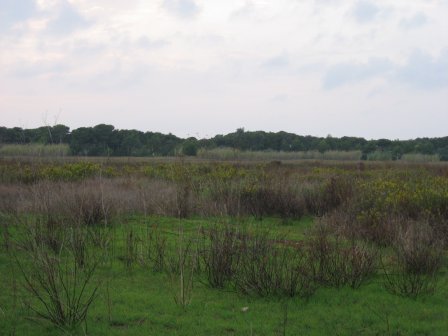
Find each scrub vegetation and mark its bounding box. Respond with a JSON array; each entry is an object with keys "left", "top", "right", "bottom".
[
  {"left": 0, "top": 157, "right": 447, "bottom": 335},
  {"left": 1, "top": 124, "right": 448, "bottom": 160}
]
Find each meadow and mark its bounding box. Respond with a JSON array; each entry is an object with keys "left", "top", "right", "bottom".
[{"left": 0, "top": 157, "right": 447, "bottom": 335}]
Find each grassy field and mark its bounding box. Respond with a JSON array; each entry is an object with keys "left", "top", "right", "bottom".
[
  {"left": 0, "top": 158, "right": 447, "bottom": 335},
  {"left": 1, "top": 216, "right": 447, "bottom": 335}
]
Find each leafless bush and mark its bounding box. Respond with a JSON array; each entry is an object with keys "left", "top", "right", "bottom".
[
  {"left": 199, "top": 225, "right": 241, "bottom": 288},
  {"left": 0, "top": 185, "right": 22, "bottom": 251},
  {"left": 60, "top": 180, "right": 116, "bottom": 227},
  {"left": 0, "top": 185, "right": 22, "bottom": 215},
  {"left": 234, "top": 232, "right": 316, "bottom": 298},
  {"left": 16, "top": 231, "right": 100, "bottom": 331},
  {"left": 240, "top": 187, "right": 305, "bottom": 221},
  {"left": 67, "top": 226, "right": 89, "bottom": 268},
  {"left": 325, "top": 205, "right": 409, "bottom": 247},
  {"left": 383, "top": 222, "right": 443, "bottom": 298},
  {"left": 137, "top": 180, "right": 178, "bottom": 217},
  {"left": 306, "top": 223, "right": 377, "bottom": 289},
  {"left": 198, "top": 180, "right": 243, "bottom": 218},
  {"left": 303, "top": 177, "right": 354, "bottom": 216}
]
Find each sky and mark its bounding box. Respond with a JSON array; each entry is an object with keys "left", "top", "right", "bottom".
[{"left": 0, "top": 0, "right": 447, "bottom": 140}]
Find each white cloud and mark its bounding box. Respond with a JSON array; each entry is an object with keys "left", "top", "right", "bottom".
[{"left": 399, "top": 12, "right": 428, "bottom": 29}]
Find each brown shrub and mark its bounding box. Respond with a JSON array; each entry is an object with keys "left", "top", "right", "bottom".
[{"left": 383, "top": 222, "right": 443, "bottom": 298}]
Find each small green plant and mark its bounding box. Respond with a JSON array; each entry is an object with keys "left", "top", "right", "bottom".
[
  {"left": 148, "top": 224, "right": 167, "bottom": 272},
  {"left": 168, "top": 225, "right": 196, "bottom": 310}
]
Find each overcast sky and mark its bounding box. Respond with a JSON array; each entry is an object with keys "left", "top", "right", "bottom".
[{"left": 1, "top": 0, "right": 447, "bottom": 139}]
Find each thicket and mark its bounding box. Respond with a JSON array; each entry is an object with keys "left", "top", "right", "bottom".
[{"left": 2, "top": 124, "right": 448, "bottom": 160}]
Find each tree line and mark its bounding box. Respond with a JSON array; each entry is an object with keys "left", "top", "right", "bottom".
[{"left": 1, "top": 124, "right": 447, "bottom": 160}]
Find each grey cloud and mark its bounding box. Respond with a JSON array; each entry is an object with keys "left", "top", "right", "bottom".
[
  {"left": 0, "top": 0, "right": 37, "bottom": 30},
  {"left": 11, "top": 60, "right": 69, "bottom": 78},
  {"left": 323, "top": 50, "right": 448, "bottom": 90},
  {"left": 137, "top": 36, "right": 169, "bottom": 49},
  {"left": 352, "top": 0, "right": 380, "bottom": 22},
  {"left": 397, "top": 50, "right": 448, "bottom": 89},
  {"left": 163, "top": 0, "right": 200, "bottom": 18},
  {"left": 323, "top": 58, "right": 393, "bottom": 89},
  {"left": 46, "top": 1, "right": 91, "bottom": 35},
  {"left": 262, "top": 54, "right": 289, "bottom": 69},
  {"left": 399, "top": 13, "right": 428, "bottom": 29},
  {"left": 69, "top": 40, "right": 107, "bottom": 57}
]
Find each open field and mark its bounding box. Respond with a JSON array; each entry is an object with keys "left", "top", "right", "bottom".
[{"left": 1, "top": 157, "right": 447, "bottom": 335}]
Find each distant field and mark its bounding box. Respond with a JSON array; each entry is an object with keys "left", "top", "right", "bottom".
[
  {"left": 0, "top": 144, "right": 443, "bottom": 163},
  {"left": 0, "top": 158, "right": 447, "bottom": 335},
  {"left": 0, "top": 144, "right": 70, "bottom": 157}
]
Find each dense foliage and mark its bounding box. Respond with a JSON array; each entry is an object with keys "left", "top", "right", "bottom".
[{"left": 1, "top": 124, "right": 448, "bottom": 160}]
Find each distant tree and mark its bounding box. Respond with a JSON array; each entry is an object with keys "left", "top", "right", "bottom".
[
  {"left": 438, "top": 147, "right": 448, "bottom": 161},
  {"left": 182, "top": 138, "right": 198, "bottom": 156},
  {"left": 51, "top": 125, "right": 70, "bottom": 144},
  {"left": 317, "top": 139, "right": 329, "bottom": 153}
]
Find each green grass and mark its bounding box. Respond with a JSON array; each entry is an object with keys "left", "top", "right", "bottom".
[{"left": 1, "top": 216, "right": 447, "bottom": 335}]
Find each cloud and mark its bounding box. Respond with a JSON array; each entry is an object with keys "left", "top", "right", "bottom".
[
  {"left": 0, "top": 0, "right": 37, "bottom": 30},
  {"left": 399, "top": 13, "right": 428, "bottom": 30},
  {"left": 352, "top": 0, "right": 380, "bottom": 23},
  {"left": 162, "top": 0, "right": 200, "bottom": 18},
  {"left": 323, "top": 58, "right": 393, "bottom": 89},
  {"left": 262, "top": 54, "right": 289, "bottom": 69},
  {"left": 11, "top": 60, "right": 69, "bottom": 78},
  {"left": 46, "top": 1, "right": 91, "bottom": 35},
  {"left": 397, "top": 50, "right": 448, "bottom": 89},
  {"left": 137, "top": 36, "right": 169, "bottom": 50},
  {"left": 323, "top": 50, "right": 448, "bottom": 90},
  {"left": 269, "top": 94, "right": 288, "bottom": 103},
  {"left": 230, "top": 1, "right": 255, "bottom": 20}
]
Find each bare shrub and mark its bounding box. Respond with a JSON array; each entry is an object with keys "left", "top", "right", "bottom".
[
  {"left": 16, "top": 231, "right": 100, "bottom": 331},
  {"left": 240, "top": 187, "right": 305, "bottom": 221},
  {"left": 199, "top": 225, "right": 241, "bottom": 288},
  {"left": 67, "top": 226, "right": 89, "bottom": 268},
  {"left": 306, "top": 222, "right": 377, "bottom": 289},
  {"left": 0, "top": 185, "right": 23, "bottom": 251},
  {"left": 137, "top": 180, "right": 177, "bottom": 217},
  {"left": 61, "top": 180, "right": 115, "bottom": 227},
  {"left": 302, "top": 181, "right": 326, "bottom": 216},
  {"left": 383, "top": 222, "right": 443, "bottom": 298},
  {"left": 303, "top": 176, "right": 354, "bottom": 216},
  {"left": 198, "top": 179, "right": 243, "bottom": 218},
  {"left": 322, "top": 176, "right": 354, "bottom": 210},
  {"left": 326, "top": 204, "right": 409, "bottom": 247},
  {"left": 234, "top": 232, "right": 315, "bottom": 298}
]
